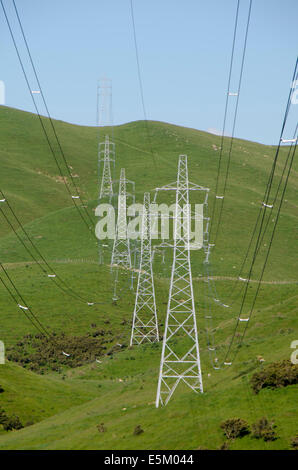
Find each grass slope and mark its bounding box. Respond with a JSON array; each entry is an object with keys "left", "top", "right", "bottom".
[
  {"left": 0, "top": 106, "right": 297, "bottom": 449},
  {"left": 0, "top": 361, "right": 100, "bottom": 432},
  {"left": 0, "top": 327, "right": 297, "bottom": 450}
]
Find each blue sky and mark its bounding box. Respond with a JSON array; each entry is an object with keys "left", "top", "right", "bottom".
[{"left": 0, "top": 0, "right": 297, "bottom": 144}]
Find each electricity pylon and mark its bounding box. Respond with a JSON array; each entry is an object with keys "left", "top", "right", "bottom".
[
  {"left": 97, "top": 78, "right": 114, "bottom": 265},
  {"left": 130, "top": 192, "right": 159, "bottom": 346},
  {"left": 97, "top": 78, "right": 115, "bottom": 201},
  {"left": 156, "top": 155, "right": 208, "bottom": 407},
  {"left": 98, "top": 135, "right": 115, "bottom": 200},
  {"left": 111, "top": 168, "right": 132, "bottom": 269},
  {"left": 97, "top": 77, "right": 113, "bottom": 129}
]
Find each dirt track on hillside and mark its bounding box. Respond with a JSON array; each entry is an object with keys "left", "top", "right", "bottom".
[{"left": 3, "top": 259, "right": 298, "bottom": 285}]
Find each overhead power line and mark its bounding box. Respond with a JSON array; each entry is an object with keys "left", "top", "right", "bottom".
[
  {"left": 0, "top": 189, "right": 105, "bottom": 306},
  {"left": 201, "top": 0, "right": 253, "bottom": 368},
  {"left": 0, "top": 262, "right": 52, "bottom": 339},
  {"left": 221, "top": 56, "right": 298, "bottom": 366},
  {"left": 1, "top": 0, "right": 95, "bottom": 232},
  {"left": 204, "top": 56, "right": 297, "bottom": 370},
  {"left": 232, "top": 142, "right": 297, "bottom": 361},
  {"left": 0, "top": 1, "right": 110, "bottom": 308},
  {"left": 129, "top": 0, "right": 157, "bottom": 169},
  {"left": 209, "top": 0, "right": 252, "bottom": 246}
]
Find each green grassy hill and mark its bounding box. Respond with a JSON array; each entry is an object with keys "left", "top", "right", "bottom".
[{"left": 0, "top": 106, "right": 297, "bottom": 449}]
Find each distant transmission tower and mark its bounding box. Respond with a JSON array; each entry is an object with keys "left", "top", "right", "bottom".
[
  {"left": 98, "top": 135, "right": 115, "bottom": 199},
  {"left": 156, "top": 155, "right": 208, "bottom": 407},
  {"left": 130, "top": 192, "right": 159, "bottom": 346},
  {"left": 97, "top": 77, "right": 114, "bottom": 201},
  {"left": 111, "top": 168, "right": 132, "bottom": 269}
]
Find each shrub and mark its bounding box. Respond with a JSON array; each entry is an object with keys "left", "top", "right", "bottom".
[
  {"left": 251, "top": 417, "right": 277, "bottom": 441},
  {"left": 0, "top": 408, "right": 23, "bottom": 431},
  {"left": 290, "top": 436, "right": 298, "bottom": 449},
  {"left": 97, "top": 423, "right": 106, "bottom": 433},
  {"left": 133, "top": 425, "right": 144, "bottom": 436},
  {"left": 0, "top": 384, "right": 4, "bottom": 393},
  {"left": 250, "top": 360, "right": 298, "bottom": 394},
  {"left": 7, "top": 330, "right": 115, "bottom": 373},
  {"left": 3, "top": 415, "right": 23, "bottom": 431},
  {"left": 220, "top": 418, "right": 250, "bottom": 440}
]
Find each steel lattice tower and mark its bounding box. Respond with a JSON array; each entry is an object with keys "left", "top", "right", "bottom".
[
  {"left": 111, "top": 168, "right": 132, "bottom": 269},
  {"left": 98, "top": 135, "right": 115, "bottom": 199},
  {"left": 130, "top": 192, "right": 159, "bottom": 346},
  {"left": 156, "top": 155, "right": 207, "bottom": 407},
  {"left": 97, "top": 78, "right": 115, "bottom": 201},
  {"left": 97, "top": 78, "right": 114, "bottom": 265}
]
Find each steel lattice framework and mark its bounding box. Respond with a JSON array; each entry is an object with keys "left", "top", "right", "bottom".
[
  {"left": 97, "top": 78, "right": 115, "bottom": 265},
  {"left": 111, "top": 168, "right": 132, "bottom": 269},
  {"left": 156, "top": 155, "right": 209, "bottom": 407},
  {"left": 97, "top": 78, "right": 114, "bottom": 201},
  {"left": 130, "top": 192, "right": 159, "bottom": 346},
  {"left": 98, "top": 135, "right": 115, "bottom": 200}
]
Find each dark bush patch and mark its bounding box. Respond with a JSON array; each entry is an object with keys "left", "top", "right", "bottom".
[
  {"left": 7, "top": 330, "right": 115, "bottom": 374},
  {"left": 3, "top": 415, "right": 23, "bottom": 431},
  {"left": 0, "top": 408, "right": 23, "bottom": 431},
  {"left": 290, "top": 436, "right": 298, "bottom": 449},
  {"left": 250, "top": 360, "right": 298, "bottom": 394},
  {"left": 251, "top": 417, "right": 277, "bottom": 441},
  {"left": 0, "top": 384, "right": 4, "bottom": 393},
  {"left": 133, "top": 425, "right": 144, "bottom": 436},
  {"left": 220, "top": 418, "right": 250, "bottom": 440},
  {"left": 97, "top": 423, "right": 106, "bottom": 433}
]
